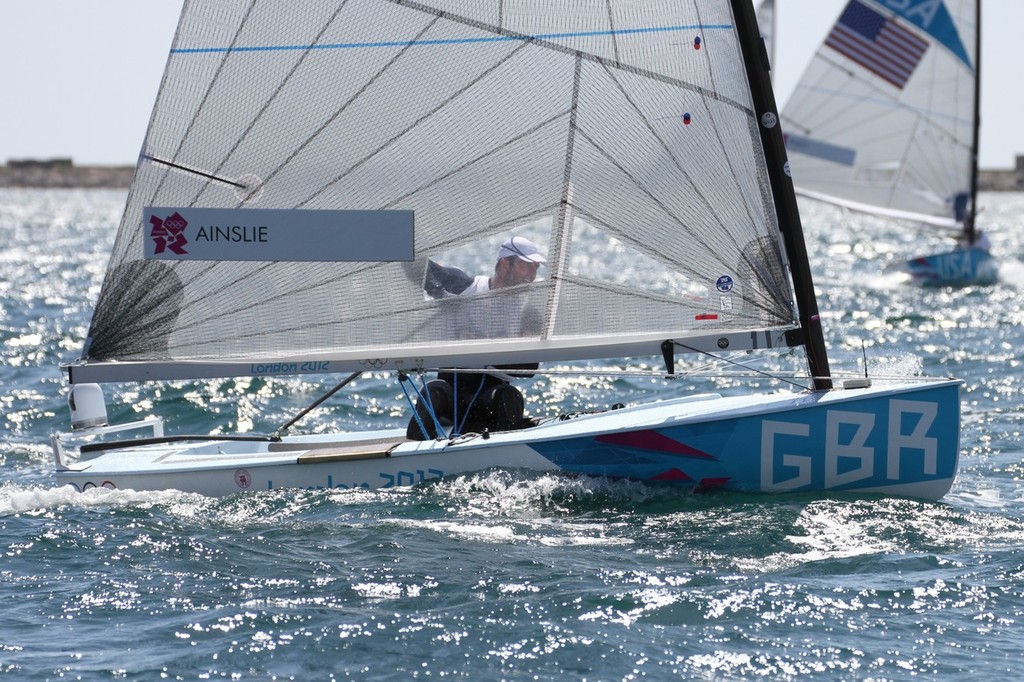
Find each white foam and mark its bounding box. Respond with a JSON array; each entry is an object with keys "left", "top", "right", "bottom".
[
  {"left": 997, "top": 258, "right": 1024, "bottom": 288},
  {"left": 0, "top": 482, "right": 185, "bottom": 515}
]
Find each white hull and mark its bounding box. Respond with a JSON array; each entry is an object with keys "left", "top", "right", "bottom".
[{"left": 54, "top": 379, "right": 962, "bottom": 500}]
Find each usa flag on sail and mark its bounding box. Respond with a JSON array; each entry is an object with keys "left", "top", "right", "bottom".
[{"left": 825, "top": 0, "right": 928, "bottom": 89}]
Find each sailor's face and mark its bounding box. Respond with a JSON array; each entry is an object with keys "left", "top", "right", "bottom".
[
  {"left": 507, "top": 258, "right": 540, "bottom": 286},
  {"left": 491, "top": 254, "right": 540, "bottom": 286},
  {"left": 493, "top": 257, "right": 540, "bottom": 289}
]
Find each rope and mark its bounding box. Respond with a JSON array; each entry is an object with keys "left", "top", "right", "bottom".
[
  {"left": 398, "top": 372, "right": 446, "bottom": 440},
  {"left": 453, "top": 373, "right": 487, "bottom": 436},
  {"left": 271, "top": 371, "right": 361, "bottom": 439}
]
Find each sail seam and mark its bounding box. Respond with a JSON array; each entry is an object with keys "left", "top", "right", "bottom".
[
  {"left": 152, "top": 10, "right": 445, "bottom": 313},
  {"left": 113, "top": 1, "right": 272, "bottom": 331},
  {"left": 378, "top": 111, "right": 571, "bottom": 211},
  {"left": 150, "top": 0, "right": 260, "bottom": 207},
  {"left": 197, "top": 1, "right": 354, "bottom": 209},
  {"left": 104, "top": 0, "right": 262, "bottom": 313},
  {"left": 693, "top": 1, "right": 777, "bottom": 299},
  {"left": 169, "top": 26, "right": 733, "bottom": 55},
  {"left": 259, "top": 15, "right": 445, "bottom": 209},
  {"left": 543, "top": 55, "right": 582, "bottom": 341},
  {"left": 595, "top": 58, "right": 735, "bottom": 282},
  {"left": 389, "top": 0, "right": 747, "bottom": 109},
  {"left": 604, "top": 0, "right": 620, "bottom": 63},
  {"left": 569, "top": 206, "right": 787, "bottom": 322},
  {"left": 296, "top": 38, "right": 534, "bottom": 209}
]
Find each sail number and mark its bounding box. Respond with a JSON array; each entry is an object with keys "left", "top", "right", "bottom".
[
  {"left": 930, "top": 251, "right": 978, "bottom": 283},
  {"left": 761, "top": 399, "right": 938, "bottom": 490}
]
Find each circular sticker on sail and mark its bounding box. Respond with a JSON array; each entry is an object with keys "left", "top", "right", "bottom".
[
  {"left": 716, "top": 275, "right": 734, "bottom": 293},
  {"left": 760, "top": 112, "right": 778, "bottom": 128}
]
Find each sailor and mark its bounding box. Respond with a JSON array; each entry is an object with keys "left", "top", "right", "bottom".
[
  {"left": 955, "top": 230, "right": 991, "bottom": 252},
  {"left": 973, "top": 230, "right": 991, "bottom": 251},
  {"left": 408, "top": 236, "right": 546, "bottom": 440},
  {"left": 424, "top": 234, "right": 545, "bottom": 297}
]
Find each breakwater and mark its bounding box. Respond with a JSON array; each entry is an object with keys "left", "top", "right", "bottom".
[
  {"left": 0, "top": 159, "right": 133, "bottom": 188},
  {"left": 3, "top": 157, "right": 1023, "bottom": 190}
]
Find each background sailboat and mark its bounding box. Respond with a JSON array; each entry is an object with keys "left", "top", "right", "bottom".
[
  {"left": 49, "top": 0, "right": 962, "bottom": 499},
  {"left": 780, "top": 0, "right": 997, "bottom": 286}
]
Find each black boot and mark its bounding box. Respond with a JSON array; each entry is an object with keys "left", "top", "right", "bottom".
[{"left": 406, "top": 380, "right": 454, "bottom": 440}]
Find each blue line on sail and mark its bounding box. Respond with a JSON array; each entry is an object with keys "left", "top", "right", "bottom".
[{"left": 170, "top": 24, "right": 734, "bottom": 54}]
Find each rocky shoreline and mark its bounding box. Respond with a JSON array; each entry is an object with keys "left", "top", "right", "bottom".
[
  {"left": 0, "top": 160, "right": 133, "bottom": 189},
  {"left": 2, "top": 158, "right": 1022, "bottom": 191}
]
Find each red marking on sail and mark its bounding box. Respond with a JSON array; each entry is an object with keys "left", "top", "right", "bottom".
[
  {"left": 695, "top": 313, "right": 718, "bottom": 320},
  {"left": 595, "top": 430, "right": 715, "bottom": 459},
  {"left": 652, "top": 468, "right": 693, "bottom": 482}
]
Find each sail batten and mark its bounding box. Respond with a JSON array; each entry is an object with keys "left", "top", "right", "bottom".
[{"left": 78, "top": 1, "right": 800, "bottom": 384}]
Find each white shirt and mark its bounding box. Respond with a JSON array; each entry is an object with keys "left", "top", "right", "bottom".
[{"left": 443, "top": 275, "right": 531, "bottom": 341}]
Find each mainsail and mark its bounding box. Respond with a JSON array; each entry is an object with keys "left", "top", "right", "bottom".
[
  {"left": 781, "top": 0, "right": 977, "bottom": 228},
  {"left": 72, "top": 1, "right": 801, "bottom": 383}
]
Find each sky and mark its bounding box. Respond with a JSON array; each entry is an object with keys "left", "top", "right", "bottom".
[{"left": 2, "top": 1, "right": 1021, "bottom": 169}]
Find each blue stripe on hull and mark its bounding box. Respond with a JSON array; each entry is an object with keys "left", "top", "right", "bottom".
[{"left": 530, "top": 382, "right": 960, "bottom": 497}]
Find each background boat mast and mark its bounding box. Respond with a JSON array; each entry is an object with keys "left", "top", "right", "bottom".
[{"left": 965, "top": 0, "right": 982, "bottom": 244}]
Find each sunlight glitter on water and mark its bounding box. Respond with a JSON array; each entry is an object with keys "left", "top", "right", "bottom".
[{"left": 4, "top": 189, "right": 1024, "bottom": 679}]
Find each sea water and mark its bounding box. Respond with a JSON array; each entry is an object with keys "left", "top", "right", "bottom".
[{"left": 2, "top": 188, "right": 1024, "bottom": 680}]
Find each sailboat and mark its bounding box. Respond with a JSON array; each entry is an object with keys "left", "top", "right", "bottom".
[
  {"left": 50, "top": 0, "right": 962, "bottom": 499},
  {"left": 781, "top": 0, "right": 996, "bottom": 286}
]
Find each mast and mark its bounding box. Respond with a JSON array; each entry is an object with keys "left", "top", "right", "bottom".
[
  {"left": 730, "top": 0, "right": 832, "bottom": 390},
  {"left": 965, "top": 0, "right": 982, "bottom": 244},
  {"left": 757, "top": 0, "right": 776, "bottom": 80}
]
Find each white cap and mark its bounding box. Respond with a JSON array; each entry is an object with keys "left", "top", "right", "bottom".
[{"left": 498, "top": 236, "right": 547, "bottom": 264}]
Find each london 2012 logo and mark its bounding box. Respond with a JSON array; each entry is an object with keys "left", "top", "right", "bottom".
[{"left": 149, "top": 211, "right": 189, "bottom": 255}]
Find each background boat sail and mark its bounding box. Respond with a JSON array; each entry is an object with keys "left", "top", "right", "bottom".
[
  {"left": 780, "top": 0, "right": 997, "bottom": 286},
  {"left": 51, "top": 0, "right": 962, "bottom": 499}
]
